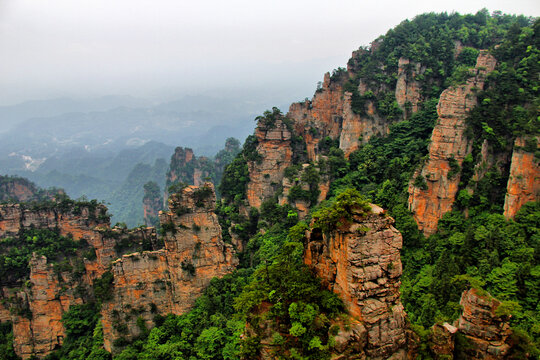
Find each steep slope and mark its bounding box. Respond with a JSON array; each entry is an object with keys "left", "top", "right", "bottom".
[
  {"left": 102, "top": 183, "right": 236, "bottom": 352},
  {"left": 0, "top": 184, "right": 237, "bottom": 359},
  {"left": 408, "top": 51, "right": 497, "bottom": 235},
  {"left": 503, "top": 136, "right": 540, "bottom": 218},
  {"left": 1, "top": 10, "right": 538, "bottom": 360},
  {"left": 305, "top": 201, "right": 408, "bottom": 359}
]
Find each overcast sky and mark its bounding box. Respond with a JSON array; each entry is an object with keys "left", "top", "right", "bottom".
[{"left": 0, "top": 0, "right": 538, "bottom": 106}]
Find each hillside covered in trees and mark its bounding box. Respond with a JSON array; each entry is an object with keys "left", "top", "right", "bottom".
[{"left": 0, "top": 9, "right": 538, "bottom": 360}]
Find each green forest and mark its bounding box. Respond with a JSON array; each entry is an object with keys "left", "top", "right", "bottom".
[{"left": 0, "top": 9, "right": 539, "bottom": 360}]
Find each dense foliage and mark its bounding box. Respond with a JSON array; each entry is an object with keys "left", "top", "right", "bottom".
[
  {"left": 45, "top": 303, "right": 111, "bottom": 360},
  {"left": 1, "top": 10, "right": 539, "bottom": 360},
  {"left": 0, "top": 323, "right": 18, "bottom": 360},
  {"left": 0, "top": 228, "right": 91, "bottom": 285},
  {"left": 113, "top": 271, "right": 251, "bottom": 360}
]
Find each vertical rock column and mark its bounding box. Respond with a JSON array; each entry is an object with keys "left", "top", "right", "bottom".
[
  {"left": 408, "top": 51, "right": 497, "bottom": 235},
  {"left": 101, "top": 183, "right": 237, "bottom": 352},
  {"left": 304, "top": 204, "right": 408, "bottom": 359},
  {"left": 246, "top": 119, "right": 293, "bottom": 208},
  {"left": 456, "top": 289, "right": 513, "bottom": 359},
  {"left": 503, "top": 136, "right": 540, "bottom": 219}
]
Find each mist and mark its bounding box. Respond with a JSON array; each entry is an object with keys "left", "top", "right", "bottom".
[{"left": 1, "top": 0, "right": 538, "bottom": 106}]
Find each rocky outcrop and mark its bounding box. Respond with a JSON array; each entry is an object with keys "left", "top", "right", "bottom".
[
  {"left": 0, "top": 175, "right": 63, "bottom": 203},
  {"left": 408, "top": 51, "right": 497, "bottom": 235},
  {"left": 246, "top": 119, "right": 293, "bottom": 208},
  {"left": 456, "top": 288, "right": 513, "bottom": 359},
  {"left": 503, "top": 136, "right": 540, "bottom": 219},
  {"left": 165, "top": 147, "right": 197, "bottom": 195},
  {"left": 143, "top": 181, "right": 163, "bottom": 226},
  {"left": 0, "top": 201, "right": 157, "bottom": 359},
  {"left": 0, "top": 184, "right": 232, "bottom": 359},
  {"left": 12, "top": 255, "right": 83, "bottom": 358},
  {"left": 0, "top": 203, "right": 109, "bottom": 241},
  {"left": 101, "top": 183, "right": 237, "bottom": 352},
  {"left": 277, "top": 163, "right": 329, "bottom": 218},
  {"left": 165, "top": 139, "right": 241, "bottom": 206},
  {"left": 430, "top": 322, "right": 457, "bottom": 359},
  {"left": 304, "top": 204, "right": 408, "bottom": 359},
  {"left": 287, "top": 71, "right": 388, "bottom": 160},
  {"left": 395, "top": 58, "right": 424, "bottom": 116}
]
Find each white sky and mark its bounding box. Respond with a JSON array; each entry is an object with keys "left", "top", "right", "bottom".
[{"left": 0, "top": 0, "right": 538, "bottom": 105}]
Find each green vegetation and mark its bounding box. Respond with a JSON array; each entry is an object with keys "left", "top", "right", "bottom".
[
  {"left": 45, "top": 303, "right": 111, "bottom": 360},
  {"left": 0, "top": 323, "right": 18, "bottom": 360},
  {"left": 465, "top": 19, "right": 539, "bottom": 153},
  {"left": 344, "top": 10, "right": 531, "bottom": 116},
  {"left": 114, "top": 271, "right": 251, "bottom": 360},
  {"left": 0, "top": 228, "right": 90, "bottom": 285},
  {"left": 311, "top": 189, "right": 371, "bottom": 233},
  {"left": 234, "top": 242, "right": 344, "bottom": 359},
  {"left": 1, "top": 10, "right": 539, "bottom": 360},
  {"left": 166, "top": 138, "right": 241, "bottom": 201},
  {"left": 255, "top": 107, "right": 284, "bottom": 129},
  {"left": 192, "top": 184, "right": 214, "bottom": 207}
]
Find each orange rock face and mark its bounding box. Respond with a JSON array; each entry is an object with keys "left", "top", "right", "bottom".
[
  {"left": 12, "top": 255, "right": 83, "bottom": 358},
  {"left": 246, "top": 119, "right": 293, "bottom": 208},
  {"left": 287, "top": 71, "right": 388, "bottom": 160},
  {"left": 457, "top": 289, "right": 513, "bottom": 359},
  {"left": 305, "top": 204, "right": 408, "bottom": 359},
  {"left": 503, "top": 136, "right": 540, "bottom": 219},
  {"left": 0, "top": 203, "right": 109, "bottom": 240},
  {"left": 408, "top": 51, "right": 497, "bottom": 235},
  {"left": 0, "top": 202, "right": 156, "bottom": 359},
  {"left": 101, "top": 183, "right": 237, "bottom": 352}
]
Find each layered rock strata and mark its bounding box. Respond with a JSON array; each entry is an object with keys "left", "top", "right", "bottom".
[
  {"left": 246, "top": 119, "right": 293, "bottom": 208},
  {"left": 287, "top": 71, "right": 389, "bottom": 160},
  {"left": 0, "top": 203, "right": 108, "bottom": 240},
  {"left": 456, "top": 288, "right": 513, "bottom": 359},
  {"left": 408, "top": 51, "right": 497, "bottom": 235},
  {"left": 503, "top": 136, "right": 540, "bottom": 219},
  {"left": 12, "top": 255, "right": 84, "bottom": 358},
  {"left": 0, "top": 203, "right": 156, "bottom": 359},
  {"left": 101, "top": 183, "right": 237, "bottom": 352},
  {"left": 304, "top": 204, "right": 408, "bottom": 359}
]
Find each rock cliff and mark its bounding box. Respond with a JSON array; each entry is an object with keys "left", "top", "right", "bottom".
[
  {"left": 0, "top": 202, "right": 108, "bottom": 240},
  {"left": 503, "top": 136, "right": 540, "bottom": 219},
  {"left": 165, "top": 138, "right": 241, "bottom": 200},
  {"left": 165, "top": 147, "right": 198, "bottom": 195},
  {"left": 143, "top": 181, "right": 163, "bottom": 226},
  {"left": 0, "top": 175, "right": 63, "bottom": 203},
  {"left": 0, "top": 201, "right": 156, "bottom": 359},
  {"left": 304, "top": 204, "right": 408, "bottom": 359},
  {"left": 408, "top": 51, "right": 497, "bottom": 235},
  {"left": 287, "top": 70, "right": 389, "bottom": 160},
  {"left": 456, "top": 288, "right": 513, "bottom": 359},
  {"left": 101, "top": 183, "right": 237, "bottom": 352},
  {"left": 12, "top": 254, "right": 84, "bottom": 358},
  {"left": 246, "top": 118, "right": 293, "bottom": 208},
  {"left": 395, "top": 58, "right": 424, "bottom": 117}
]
